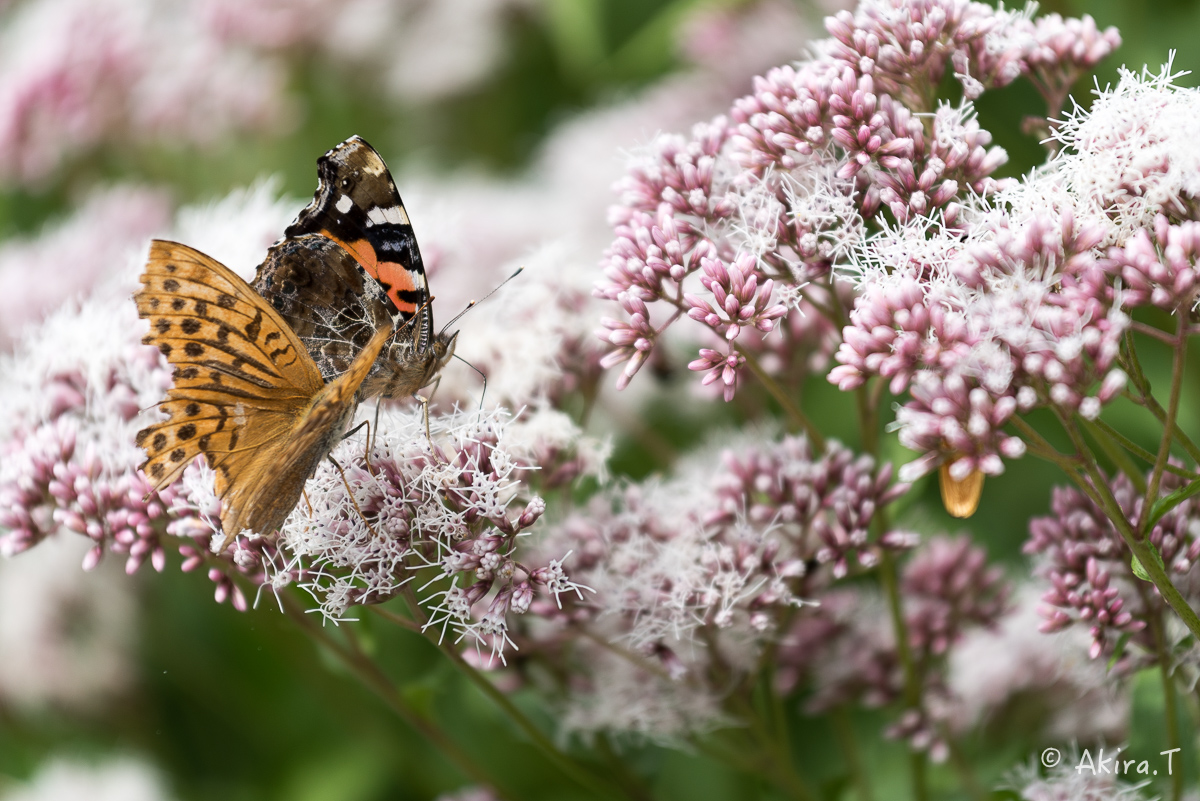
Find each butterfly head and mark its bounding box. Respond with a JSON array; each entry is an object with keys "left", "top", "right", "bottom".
[{"left": 361, "top": 327, "right": 458, "bottom": 400}]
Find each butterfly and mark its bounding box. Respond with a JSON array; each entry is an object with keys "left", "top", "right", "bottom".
[
  {"left": 253, "top": 135, "right": 456, "bottom": 401},
  {"left": 135, "top": 239, "right": 394, "bottom": 551}
]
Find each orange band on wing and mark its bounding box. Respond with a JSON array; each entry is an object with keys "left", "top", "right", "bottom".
[{"left": 321, "top": 231, "right": 418, "bottom": 314}]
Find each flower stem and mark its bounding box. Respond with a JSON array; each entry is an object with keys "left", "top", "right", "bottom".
[
  {"left": 832, "top": 707, "right": 874, "bottom": 801},
  {"left": 728, "top": 694, "right": 817, "bottom": 801},
  {"left": 366, "top": 602, "right": 423, "bottom": 632},
  {"left": 1057, "top": 415, "right": 1200, "bottom": 642},
  {"left": 1086, "top": 419, "right": 1197, "bottom": 482},
  {"left": 737, "top": 345, "right": 824, "bottom": 448},
  {"left": 878, "top": 547, "right": 928, "bottom": 801},
  {"left": 1142, "top": 317, "right": 1189, "bottom": 528},
  {"left": 1121, "top": 330, "right": 1200, "bottom": 465},
  {"left": 275, "top": 591, "right": 510, "bottom": 798},
  {"left": 1080, "top": 419, "right": 1148, "bottom": 494},
  {"left": 937, "top": 724, "right": 986, "bottom": 801},
  {"left": 394, "top": 586, "right": 629, "bottom": 799},
  {"left": 1148, "top": 607, "right": 1184, "bottom": 801}
]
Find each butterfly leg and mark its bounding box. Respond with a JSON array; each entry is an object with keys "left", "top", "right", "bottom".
[
  {"left": 414, "top": 392, "right": 439, "bottom": 458},
  {"left": 369, "top": 400, "right": 385, "bottom": 467},
  {"left": 327, "top": 455, "right": 381, "bottom": 538},
  {"left": 303, "top": 488, "right": 314, "bottom": 517},
  {"left": 342, "top": 420, "right": 369, "bottom": 440},
  {"left": 338, "top": 413, "right": 377, "bottom": 473}
]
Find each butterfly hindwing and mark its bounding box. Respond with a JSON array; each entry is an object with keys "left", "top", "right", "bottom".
[
  {"left": 213, "top": 320, "right": 393, "bottom": 548},
  {"left": 254, "top": 233, "right": 393, "bottom": 383}
]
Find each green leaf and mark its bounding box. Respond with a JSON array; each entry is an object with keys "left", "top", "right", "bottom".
[
  {"left": 1131, "top": 544, "right": 1165, "bottom": 581},
  {"left": 1107, "top": 632, "right": 1131, "bottom": 673},
  {"left": 1147, "top": 478, "right": 1200, "bottom": 529}
]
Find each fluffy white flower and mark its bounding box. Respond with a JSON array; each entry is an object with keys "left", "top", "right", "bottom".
[
  {"left": 2, "top": 757, "right": 175, "bottom": 801},
  {"left": 0, "top": 535, "right": 136, "bottom": 711},
  {"left": 1038, "top": 57, "right": 1200, "bottom": 246}
]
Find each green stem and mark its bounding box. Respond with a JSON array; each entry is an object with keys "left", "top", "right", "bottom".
[
  {"left": 1081, "top": 418, "right": 1148, "bottom": 494},
  {"left": 1142, "top": 318, "right": 1189, "bottom": 528},
  {"left": 1150, "top": 607, "right": 1184, "bottom": 801},
  {"left": 395, "top": 587, "right": 628, "bottom": 799},
  {"left": 937, "top": 725, "right": 986, "bottom": 801},
  {"left": 1120, "top": 326, "right": 1200, "bottom": 466},
  {"left": 276, "top": 591, "right": 509, "bottom": 798},
  {"left": 1122, "top": 387, "right": 1200, "bottom": 468},
  {"left": 832, "top": 707, "right": 874, "bottom": 801},
  {"left": 728, "top": 694, "right": 816, "bottom": 801},
  {"left": 854, "top": 379, "right": 880, "bottom": 456},
  {"left": 1010, "top": 416, "right": 1080, "bottom": 474},
  {"left": 878, "top": 548, "right": 928, "bottom": 801},
  {"left": 366, "top": 602, "right": 422, "bottom": 632},
  {"left": 1087, "top": 419, "right": 1197, "bottom": 482},
  {"left": 737, "top": 345, "right": 824, "bottom": 449},
  {"left": 1057, "top": 416, "right": 1200, "bottom": 641},
  {"left": 594, "top": 735, "right": 656, "bottom": 801}
]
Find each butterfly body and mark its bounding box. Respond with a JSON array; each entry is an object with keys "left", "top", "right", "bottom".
[
  {"left": 254, "top": 135, "right": 455, "bottom": 401},
  {"left": 136, "top": 239, "right": 393, "bottom": 550}
]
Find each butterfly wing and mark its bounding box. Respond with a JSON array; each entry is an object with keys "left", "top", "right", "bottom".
[
  {"left": 254, "top": 233, "right": 394, "bottom": 384},
  {"left": 215, "top": 319, "right": 394, "bottom": 548},
  {"left": 284, "top": 135, "right": 434, "bottom": 346},
  {"left": 135, "top": 239, "right": 392, "bottom": 549},
  {"left": 254, "top": 135, "right": 455, "bottom": 401}
]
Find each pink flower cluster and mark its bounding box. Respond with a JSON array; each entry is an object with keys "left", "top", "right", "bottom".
[
  {"left": 1026, "top": 470, "right": 1200, "bottom": 660},
  {"left": 787, "top": 535, "right": 1008, "bottom": 760},
  {"left": 0, "top": 350, "right": 275, "bottom": 610},
  {"left": 710, "top": 435, "right": 912, "bottom": 577},
  {"left": 1107, "top": 215, "right": 1200, "bottom": 311},
  {"left": 262, "top": 407, "right": 587, "bottom": 656},
  {"left": 0, "top": 342, "right": 165, "bottom": 569},
  {"left": 0, "top": 0, "right": 289, "bottom": 186},
  {"left": 902, "top": 535, "right": 1008, "bottom": 660},
  {"left": 596, "top": 0, "right": 1119, "bottom": 403},
  {"left": 835, "top": 214, "right": 1128, "bottom": 481},
  {"left": 529, "top": 434, "right": 909, "bottom": 726}
]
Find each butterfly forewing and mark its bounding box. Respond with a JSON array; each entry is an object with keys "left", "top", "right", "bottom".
[
  {"left": 136, "top": 239, "right": 393, "bottom": 550},
  {"left": 252, "top": 135, "right": 457, "bottom": 402},
  {"left": 284, "top": 135, "right": 433, "bottom": 337}
]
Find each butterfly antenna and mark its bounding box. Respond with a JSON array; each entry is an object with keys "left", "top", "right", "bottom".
[
  {"left": 439, "top": 266, "right": 524, "bottom": 335},
  {"left": 452, "top": 353, "right": 488, "bottom": 409}
]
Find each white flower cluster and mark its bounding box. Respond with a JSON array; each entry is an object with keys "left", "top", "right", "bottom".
[
  {"left": 1029, "top": 57, "right": 1200, "bottom": 245},
  {"left": 274, "top": 405, "right": 589, "bottom": 661}
]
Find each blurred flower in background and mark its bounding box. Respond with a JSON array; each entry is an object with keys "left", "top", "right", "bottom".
[{"left": 0, "top": 757, "right": 175, "bottom": 801}]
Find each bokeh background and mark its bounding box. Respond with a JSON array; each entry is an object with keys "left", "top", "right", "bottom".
[{"left": 1, "top": 0, "right": 1200, "bottom": 799}]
